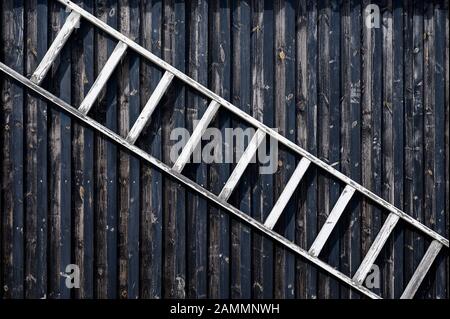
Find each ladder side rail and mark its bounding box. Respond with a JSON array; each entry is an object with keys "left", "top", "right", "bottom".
[
  {"left": 57, "top": 0, "right": 449, "bottom": 247},
  {"left": 0, "top": 61, "right": 380, "bottom": 300}
]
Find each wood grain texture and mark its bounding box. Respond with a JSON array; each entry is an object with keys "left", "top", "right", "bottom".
[
  {"left": 72, "top": 0, "right": 94, "bottom": 299},
  {"left": 94, "top": 0, "right": 118, "bottom": 298},
  {"left": 250, "top": 0, "right": 274, "bottom": 299},
  {"left": 24, "top": 0, "right": 48, "bottom": 299},
  {"left": 0, "top": 0, "right": 448, "bottom": 299},
  {"left": 139, "top": 0, "right": 163, "bottom": 299},
  {"left": 1, "top": 0, "right": 25, "bottom": 299},
  {"left": 162, "top": 0, "right": 186, "bottom": 298},
  {"left": 185, "top": 0, "right": 209, "bottom": 299}
]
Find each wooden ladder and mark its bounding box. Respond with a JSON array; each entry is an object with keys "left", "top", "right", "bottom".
[{"left": 0, "top": 0, "right": 448, "bottom": 299}]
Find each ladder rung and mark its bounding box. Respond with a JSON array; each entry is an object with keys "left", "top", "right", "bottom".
[
  {"left": 309, "top": 185, "right": 356, "bottom": 257},
  {"left": 173, "top": 100, "right": 220, "bottom": 172},
  {"left": 264, "top": 157, "right": 311, "bottom": 230},
  {"left": 126, "top": 71, "right": 175, "bottom": 144},
  {"left": 353, "top": 213, "right": 400, "bottom": 284},
  {"left": 78, "top": 41, "right": 128, "bottom": 114},
  {"left": 218, "top": 129, "right": 266, "bottom": 201},
  {"left": 400, "top": 240, "right": 443, "bottom": 299},
  {"left": 31, "top": 11, "right": 81, "bottom": 84}
]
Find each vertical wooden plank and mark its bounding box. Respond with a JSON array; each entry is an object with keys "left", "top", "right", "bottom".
[
  {"left": 372, "top": 0, "right": 384, "bottom": 297},
  {"left": 392, "top": 0, "right": 405, "bottom": 299},
  {"left": 139, "top": 0, "right": 163, "bottom": 299},
  {"left": 250, "top": 0, "right": 274, "bottom": 299},
  {"left": 273, "top": 0, "right": 295, "bottom": 298},
  {"left": 295, "top": 0, "right": 309, "bottom": 298},
  {"left": 1, "top": 0, "right": 24, "bottom": 299},
  {"left": 328, "top": 0, "right": 341, "bottom": 298},
  {"left": 48, "top": 2, "right": 72, "bottom": 299},
  {"left": 162, "top": 0, "right": 186, "bottom": 298},
  {"left": 403, "top": 0, "right": 415, "bottom": 293},
  {"left": 208, "top": 0, "right": 231, "bottom": 299},
  {"left": 24, "top": 0, "right": 48, "bottom": 299},
  {"left": 186, "top": 0, "right": 209, "bottom": 299},
  {"left": 230, "top": 0, "right": 252, "bottom": 299},
  {"left": 72, "top": 0, "right": 94, "bottom": 299},
  {"left": 434, "top": 0, "right": 448, "bottom": 299},
  {"left": 361, "top": 0, "right": 383, "bottom": 296},
  {"left": 340, "top": 0, "right": 362, "bottom": 299},
  {"left": 382, "top": 0, "right": 395, "bottom": 299},
  {"left": 445, "top": 0, "right": 450, "bottom": 300},
  {"left": 273, "top": 0, "right": 296, "bottom": 299},
  {"left": 118, "top": 0, "right": 140, "bottom": 299},
  {"left": 94, "top": 0, "right": 118, "bottom": 298},
  {"left": 423, "top": 0, "right": 435, "bottom": 298},
  {"left": 317, "top": 0, "right": 332, "bottom": 298},
  {"left": 305, "top": 0, "right": 318, "bottom": 299},
  {"left": 411, "top": 0, "right": 425, "bottom": 297}
]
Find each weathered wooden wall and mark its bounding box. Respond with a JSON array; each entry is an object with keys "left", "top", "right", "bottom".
[{"left": 0, "top": 0, "right": 448, "bottom": 299}]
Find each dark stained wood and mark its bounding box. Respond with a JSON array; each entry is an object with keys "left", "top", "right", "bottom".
[
  {"left": 162, "top": 0, "right": 186, "bottom": 299},
  {"left": 436, "top": 0, "right": 449, "bottom": 299},
  {"left": 1, "top": 0, "right": 25, "bottom": 299},
  {"left": 24, "top": 0, "right": 48, "bottom": 299},
  {"left": 250, "top": 0, "right": 274, "bottom": 299},
  {"left": 0, "top": 0, "right": 448, "bottom": 299},
  {"left": 117, "top": 0, "right": 140, "bottom": 299},
  {"left": 139, "top": 0, "right": 163, "bottom": 299},
  {"left": 382, "top": 0, "right": 395, "bottom": 298},
  {"left": 392, "top": 0, "right": 405, "bottom": 298},
  {"left": 403, "top": 0, "right": 415, "bottom": 294},
  {"left": 361, "top": 0, "right": 378, "bottom": 294},
  {"left": 208, "top": 0, "right": 231, "bottom": 299},
  {"left": 412, "top": 0, "right": 425, "bottom": 298},
  {"left": 72, "top": 0, "right": 94, "bottom": 299},
  {"left": 186, "top": 0, "right": 209, "bottom": 299},
  {"left": 340, "top": 0, "right": 362, "bottom": 299},
  {"left": 230, "top": 0, "right": 252, "bottom": 299},
  {"left": 295, "top": 0, "right": 308, "bottom": 299},
  {"left": 273, "top": 0, "right": 296, "bottom": 299},
  {"left": 423, "top": 0, "right": 435, "bottom": 298},
  {"left": 317, "top": 0, "right": 332, "bottom": 298},
  {"left": 94, "top": 0, "right": 119, "bottom": 298},
  {"left": 48, "top": 2, "right": 72, "bottom": 299}
]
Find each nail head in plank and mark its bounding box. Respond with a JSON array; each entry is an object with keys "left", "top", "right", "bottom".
[
  {"left": 55, "top": 0, "right": 449, "bottom": 247},
  {"left": 218, "top": 129, "right": 266, "bottom": 201},
  {"left": 309, "top": 185, "right": 356, "bottom": 257},
  {"left": 30, "top": 11, "right": 81, "bottom": 84},
  {"left": 353, "top": 213, "right": 400, "bottom": 284},
  {"left": 400, "top": 240, "right": 443, "bottom": 299},
  {"left": 173, "top": 100, "right": 220, "bottom": 172},
  {"left": 264, "top": 157, "right": 311, "bottom": 230},
  {"left": 78, "top": 40, "right": 128, "bottom": 114},
  {"left": 0, "top": 62, "right": 381, "bottom": 299},
  {"left": 126, "top": 71, "right": 175, "bottom": 144}
]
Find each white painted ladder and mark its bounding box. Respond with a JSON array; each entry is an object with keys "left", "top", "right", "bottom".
[{"left": 0, "top": 0, "right": 448, "bottom": 299}]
